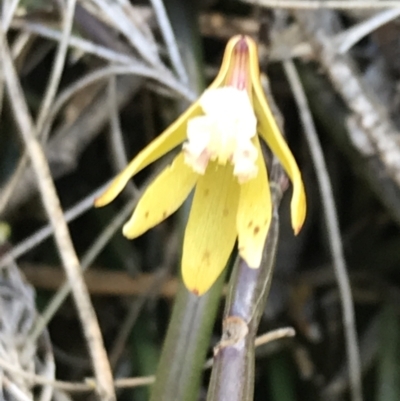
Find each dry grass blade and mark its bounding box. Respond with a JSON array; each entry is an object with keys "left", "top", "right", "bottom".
[
  {"left": 107, "top": 76, "right": 132, "bottom": 174},
  {"left": 242, "top": 0, "right": 400, "bottom": 9},
  {"left": 254, "top": 327, "right": 296, "bottom": 346},
  {"left": 0, "top": 27, "right": 115, "bottom": 401},
  {"left": 149, "top": 0, "right": 188, "bottom": 82},
  {"left": 90, "top": 0, "right": 160, "bottom": 66},
  {"left": 48, "top": 64, "right": 194, "bottom": 131},
  {"left": 0, "top": 0, "right": 76, "bottom": 226},
  {"left": 2, "top": 0, "right": 20, "bottom": 31},
  {"left": 0, "top": 182, "right": 112, "bottom": 269},
  {"left": 334, "top": 8, "right": 400, "bottom": 53},
  {"left": 0, "top": 354, "right": 155, "bottom": 392},
  {"left": 10, "top": 19, "right": 141, "bottom": 66},
  {"left": 0, "top": 155, "right": 28, "bottom": 215},
  {"left": 295, "top": 10, "right": 400, "bottom": 194},
  {"left": 283, "top": 59, "right": 362, "bottom": 401},
  {"left": 0, "top": 0, "right": 20, "bottom": 149},
  {"left": 0, "top": 254, "right": 54, "bottom": 401},
  {"left": 35, "top": 0, "right": 77, "bottom": 135}
]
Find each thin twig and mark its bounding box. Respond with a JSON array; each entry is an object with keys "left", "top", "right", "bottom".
[
  {"left": 0, "top": 28, "right": 115, "bottom": 401},
  {"left": 107, "top": 76, "right": 131, "bottom": 172},
  {"left": 36, "top": 330, "right": 56, "bottom": 401},
  {"left": 149, "top": 0, "right": 188, "bottom": 83},
  {"left": 35, "top": 0, "right": 76, "bottom": 135},
  {"left": 0, "top": 0, "right": 21, "bottom": 130},
  {"left": 20, "top": 266, "right": 178, "bottom": 296},
  {"left": 10, "top": 31, "right": 30, "bottom": 58},
  {"left": 203, "top": 327, "right": 296, "bottom": 370},
  {"left": 113, "top": 377, "right": 155, "bottom": 388},
  {"left": 106, "top": 75, "right": 138, "bottom": 198},
  {"left": 50, "top": 64, "right": 194, "bottom": 119},
  {"left": 335, "top": 8, "right": 400, "bottom": 53},
  {"left": 0, "top": 355, "right": 154, "bottom": 392},
  {"left": 91, "top": 0, "right": 160, "bottom": 66},
  {"left": 1, "top": 0, "right": 20, "bottom": 31},
  {"left": 0, "top": 55, "right": 3, "bottom": 120},
  {"left": 3, "top": 376, "right": 32, "bottom": 401},
  {"left": 105, "top": 75, "right": 146, "bottom": 204},
  {"left": 326, "top": 312, "right": 380, "bottom": 397},
  {"left": 42, "top": 64, "right": 194, "bottom": 147},
  {"left": 254, "top": 327, "right": 296, "bottom": 346},
  {"left": 0, "top": 326, "right": 294, "bottom": 394},
  {"left": 0, "top": 33, "right": 33, "bottom": 216},
  {"left": 0, "top": 154, "right": 29, "bottom": 215},
  {"left": 242, "top": 0, "right": 400, "bottom": 9},
  {"left": 0, "top": 181, "right": 112, "bottom": 269},
  {"left": 11, "top": 19, "right": 140, "bottom": 65},
  {"left": 283, "top": 59, "right": 362, "bottom": 401}
]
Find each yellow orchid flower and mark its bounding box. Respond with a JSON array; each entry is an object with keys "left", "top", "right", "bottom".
[{"left": 95, "top": 35, "right": 306, "bottom": 295}]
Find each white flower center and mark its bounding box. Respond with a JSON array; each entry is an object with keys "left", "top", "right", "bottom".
[{"left": 183, "top": 87, "right": 258, "bottom": 183}]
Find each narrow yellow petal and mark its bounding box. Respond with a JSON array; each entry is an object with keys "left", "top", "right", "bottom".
[
  {"left": 182, "top": 163, "right": 240, "bottom": 295},
  {"left": 253, "top": 88, "right": 306, "bottom": 234},
  {"left": 237, "top": 138, "right": 272, "bottom": 268},
  {"left": 247, "top": 38, "right": 306, "bottom": 234},
  {"left": 94, "top": 101, "right": 203, "bottom": 207},
  {"left": 122, "top": 153, "right": 198, "bottom": 238},
  {"left": 208, "top": 35, "right": 242, "bottom": 89}
]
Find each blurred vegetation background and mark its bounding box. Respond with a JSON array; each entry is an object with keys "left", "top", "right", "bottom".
[{"left": 1, "top": 0, "right": 400, "bottom": 401}]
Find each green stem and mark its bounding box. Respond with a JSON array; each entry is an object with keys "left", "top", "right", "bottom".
[
  {"left": 377, "top": 304, "right": 400, "bottom": 401},
  {"left": 150, "top": 275, "right": 225, "bottom": 401}
]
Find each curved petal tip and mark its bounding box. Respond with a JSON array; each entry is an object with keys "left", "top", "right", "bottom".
[
  {"left": 182, "top": 269, "right": 219, "bottom": 296},
  {"left": 291, "top": 182, "right": 307, "bottom": 235}
]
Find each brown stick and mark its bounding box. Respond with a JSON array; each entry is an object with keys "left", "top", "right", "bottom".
[{"left": 0, "top": 29, "right": 115, "bottom": 401}]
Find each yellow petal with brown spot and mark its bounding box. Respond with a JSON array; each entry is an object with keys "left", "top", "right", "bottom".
[
  {"left": 182, "top": 162, "right": 240, "bottom": 295},
  {"left": 247, "top": 39, "right": 306, "bottom": 234},
  {"left": 94, "top": 101, "right": 203, "bottom": 207},
  {"left": 122, "top": 153, "right": 198, "bottom": 239},
  {"left": 237, "top": 137, "right": 271, "bottom": 268}
]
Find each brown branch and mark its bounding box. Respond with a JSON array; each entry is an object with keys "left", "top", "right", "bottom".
[
  {"left": 21, "top": 265, "right": 179, "bottom": 297},
  {"left": 0, "top": 28, "right": 115, "bottom": 401},
  {"left": 294, "top": 9, "right": 400, "bottom": 191}
]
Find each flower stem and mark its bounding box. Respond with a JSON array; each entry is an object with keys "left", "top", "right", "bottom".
[
  {"left": 207, "top": 160, "right": 285, "bottom": 401},
  {"left": 149, "top": 275, "right": 225, "bottom": 401}
]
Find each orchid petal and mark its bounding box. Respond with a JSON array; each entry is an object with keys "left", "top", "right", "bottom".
[
  {"left": 122, "top": 153, "right": 198, "bottom": 238},
  {"left": 248, "top": 40, "right": 306, "bottom": 234},
  {"left": 237, "top": 138, "right": 272, "bottom": 268},
  {"left": 95, "top": 101, "right": 202, "bottom": 207},
  {"left": 207, "top": 35, "right": 242, "bottom": 90},
  {"left": 182, "top": 162, "right": 240, "bottom": 295}
]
